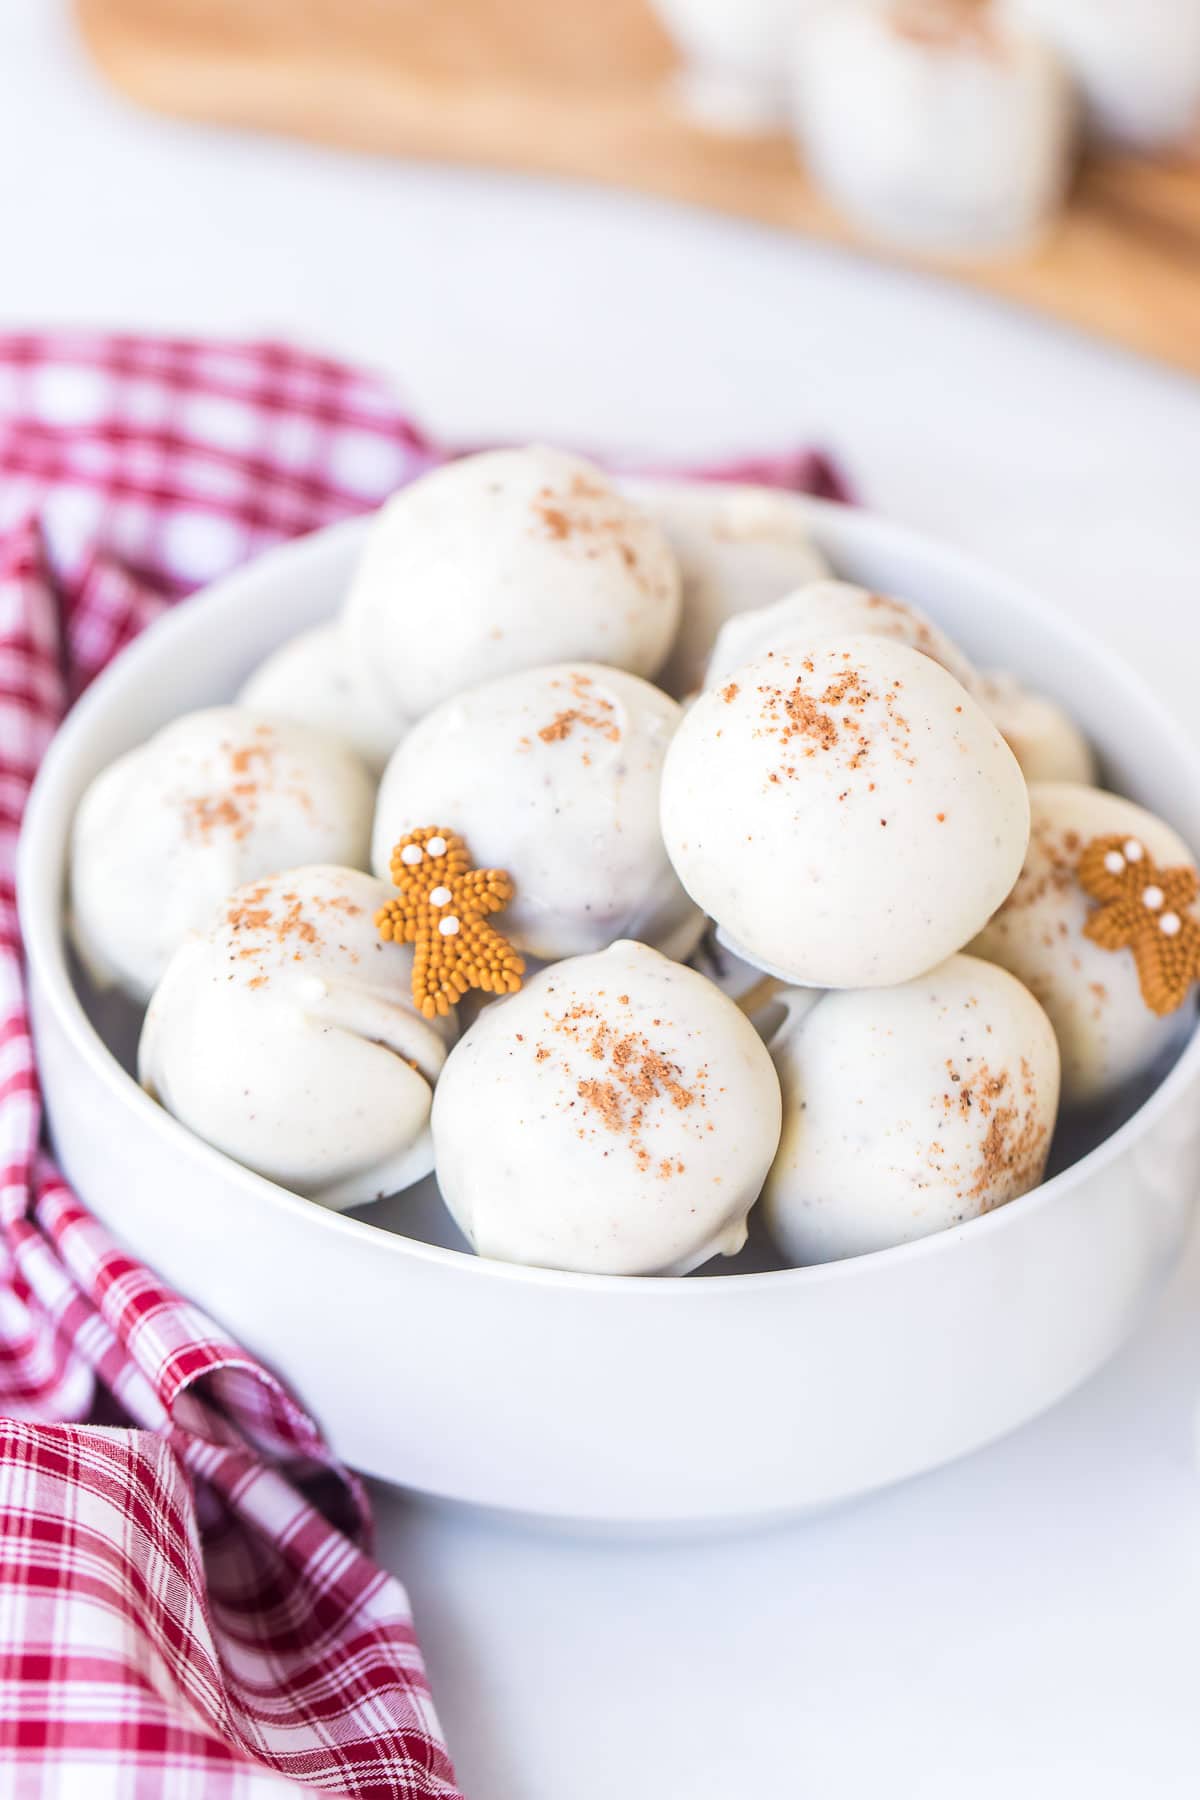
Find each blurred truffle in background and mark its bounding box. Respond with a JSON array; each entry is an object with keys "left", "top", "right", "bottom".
[
  {"left": 1001, "top": 0, "right": 1200, "bottom": 149},
  {"left": 790, "top": 0, "right": 1077, "bottom": 253},
  {"left": 651, "top": 0, "right": 814, "bottom": 126}
]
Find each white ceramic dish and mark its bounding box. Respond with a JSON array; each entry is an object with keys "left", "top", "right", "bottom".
[{"left": 19, "top": 484, "right": 1200, "bottom": 1529}]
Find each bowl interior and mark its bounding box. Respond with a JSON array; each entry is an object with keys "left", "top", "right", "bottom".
[{"left": 22, "top": 484, "right": 1200, "bottom": 1282}]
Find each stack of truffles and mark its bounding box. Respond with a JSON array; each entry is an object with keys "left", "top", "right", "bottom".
[{"left": 70, "top": 446, "right": 1200, "bottom": 1276}]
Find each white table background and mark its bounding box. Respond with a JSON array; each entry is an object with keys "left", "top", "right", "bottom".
[{"left": 5, "top": 6, "right": 1200, "bottom": 1795}]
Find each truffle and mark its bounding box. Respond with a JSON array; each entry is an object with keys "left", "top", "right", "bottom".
[
  {"left": 431, "top": 941, "right": 782, "bottom": 1275},
  {"left": 70, "top": 708, "right": 375, "bottom": 1003},
  {"left": 763, "top": 954, "right": 1060, "bottom": 1262},
  {"left": 139, "top": 866, "right": 453, "bottom": 1209}
]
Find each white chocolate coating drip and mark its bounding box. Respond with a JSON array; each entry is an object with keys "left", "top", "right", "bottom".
[{"left": 139, "top": 865, "right": 453, "bottom": 1210}]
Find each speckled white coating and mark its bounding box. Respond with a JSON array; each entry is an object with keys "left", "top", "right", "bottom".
[
  {"left": 238, "top": 624, "right": 408, "bottom": 773},
  {"left": 661, "top": 636, "right": 1030, "bottom": 988},
  {"left": 704, "top": 578, "right": 979, "bottom": 694},
  {"left": 372, "top": 662, "right": 703, "bottom": 963},
  {"left": 763, "top": 953, "right": 1060, "bottom": 1264},
  {"left": 431, "top": 941, "right": 782, "bottom": 1275},
  {"left": 978, "top": 670, "right": 1096, "bottom": 785},
  {"left": 342, "top": 447, "right": 681, "bottom": 720},
  {"left": 69, "top": 708, "right": 375, "bottom": 1003},
  {"left": 793, "top": 0, "right": 1076, "bottom": 253},
  {"left": 970, "top": 783, "right": 1197, "bottom": 1108},
  {"left": 139, "top": 866, "right": 453, "bottom": 1210},
  {"left": 1003, "top": 0, "right": 1200, "bottom": 147},
  {"left": 646, "top": 484, "right": 831, "bottom": 699}
]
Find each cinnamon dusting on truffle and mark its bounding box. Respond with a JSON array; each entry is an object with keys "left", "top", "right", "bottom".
[
  {"left": 970, "top": 1097, "right": 1048, "bottom": 1210},
  {"left": 529, "top": 472, "right": 660, "bottom": 595},
  {"left": 185, "top": 794, "right": 248, "bottom": 840},
  {"left": 229, "top": 741, "right": 270, "bottom": 777},
  {"left": 177, "top": 727, "right": 321, "bottom": 846},
  {"left": 1002, "top": 817, "right": 1085, "bottom": 912},
  {"left": 932, "top": 1054, "right": 1049, "bottom": 1212},
  {"left": 533, "top": 671, "right": 621, "bottom": 747},
  {"left": 890, "top": 0, "right": 1000, "bottom": 55},
  {"left": 225, "top": 885, "right": 318, "bottom": 949},
  {"left": 755, "top": 657, "right": 913, "bottom": 781},
  {"left": 536, "top": 999, "right": 707, "bottom": 1177}
]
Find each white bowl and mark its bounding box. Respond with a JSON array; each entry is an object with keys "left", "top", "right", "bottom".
[{"left": 19, "top": 486, "right": 1200, "bottom": 1529}]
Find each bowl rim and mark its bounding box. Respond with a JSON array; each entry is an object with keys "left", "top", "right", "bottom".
[{"left": 19, "top": 492, "right": 1200, "bottom": 1299}]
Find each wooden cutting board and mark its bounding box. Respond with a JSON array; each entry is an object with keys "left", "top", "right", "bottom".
[{"left": 77, "top": 0, "right": 1200, "bottom": 377}]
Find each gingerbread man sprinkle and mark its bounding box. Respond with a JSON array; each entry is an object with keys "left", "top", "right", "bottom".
[
  {"left": 1077, "top": 833, "right": 1200, "bottom": 1017},
  {"left": 376, "top": 826, "right": 525, "bottom": 1019}
]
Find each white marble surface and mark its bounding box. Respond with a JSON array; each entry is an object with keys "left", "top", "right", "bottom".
[{"left": 5, "top": 5, "right": 1200, "bottom": 1795}]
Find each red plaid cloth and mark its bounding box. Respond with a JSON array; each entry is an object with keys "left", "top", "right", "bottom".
[{"left": 0, "top": 331, "right": 848, "bottom": 1796}]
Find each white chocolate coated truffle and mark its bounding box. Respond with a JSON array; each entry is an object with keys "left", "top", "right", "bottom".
[
  {"left": 1003, "top": 0, "right": 1200, "bottom": 148},
  {"left": 763, "top": 954, "right": 1060, "bottom": 1264},
  {"left": 431, "top": 941, "right": 782, "bottom": 1275},
  {"left": 372, "top": 663, "right": 702, "bottom": 963},
  {"left": 648, "top": 483, "right": 831, "bottom": 699},
  {"left": 978, "top": 671, "right": 1096, "bottom": 785},
  {"left": 650, "top": 0, "right": 816, "bottom": 128},
  {"left": 970, "top": 783, "right": 1197, "bottom": 1108},
  {"left": 239, "top": 624, "right": 408, "bottom": 773},
  {"left": 794, "top": 0, "right": 1075, "bottom": 253},
  {"left": 705, "top": 578, "right": 978, "bottom": 695},
  {"left": 661, "top": 637, "right": 1029, "bottom": 988},
  {"left": 70, "top": 708, "right": 375, "bottom": 1003},
  {"left": 140, "top": 866, "right": 453, "bottom": 1210},
  {"left": 342, "top": 447, "right": 681, "bottom": 721}
]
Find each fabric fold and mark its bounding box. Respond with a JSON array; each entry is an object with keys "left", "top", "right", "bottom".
[{"left": 0, "top": 329, "right": 848, "bottom": 1796}]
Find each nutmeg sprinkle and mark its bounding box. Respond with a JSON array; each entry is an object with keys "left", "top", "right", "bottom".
[
  {"left": 528, "top": 472, "right": 662, "bottom": 597},
  {"left": 754, "top": 656, "right": 914, "bottom": 783},
  {"left": 533, "top": 999, "right": 708, "bottom": 1177},
  {"left": 533, "top": 673, "right": 622, "bottom": 747},
  {"left": 177, "top": 727, "right": 318, "bottom": 845}
]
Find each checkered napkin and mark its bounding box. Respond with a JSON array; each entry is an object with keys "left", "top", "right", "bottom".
[{"left": 0, "top": 331, "right": 847, "bottom": 1796}]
